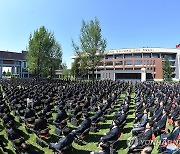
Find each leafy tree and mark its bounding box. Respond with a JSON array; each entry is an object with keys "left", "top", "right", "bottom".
[
  {"left": 3, "top": 71, "right": 6, "bottom": 76},
  {"left": 6, "top": 70, "right": 11, "bottom": 76},
  {"left": 71, "top": 58, "right": 80, "bottom": 79},
  {"left": 72, "top": 17, "right": 106, "bottom": 82},
  {"left": 163, "top": 55, "right": 173, "bottom": 81},
  {"left": 62, "top": 69, "right": 70, "bottom": 79},
  {"left": 61, "top": 62, "right": 67, "bottom": 70},
  {"left": 27, "top": 26, "right": 62, "bottom": 79}
]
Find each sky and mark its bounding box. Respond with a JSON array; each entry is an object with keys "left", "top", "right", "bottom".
[{"left": 0, "top": 0, "right": 180, "bottom": 68}]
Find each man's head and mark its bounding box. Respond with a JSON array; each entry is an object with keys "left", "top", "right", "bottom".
[
  {"left": 174, "top": 120, "right": 180, "bottom": 128},
  {"left": 113, "top": 119, "right": 120, "bottom": 126},
  {"left": 160, "top": 101, "right": 164, "bottom": 106},
  {"left": 144, "top": 109, "right": 148, "bottom": 114},
  {"left": 162, "top": 108, "right": 167, "bottom": 115},
  {"left": 146, "top": 121, "right": 153, "bottom": 129},
  {"left": 99, "top": 141, "right": 110, "bottom": 151},
  {"left": 62, "top": 127, "right": 71, "bottom": 136},
  {"left": 121, "top": 109, "right": 125, "bottom": 114},
  {"left": 83, "top": 112, "right": 89, "bottom": 119}
]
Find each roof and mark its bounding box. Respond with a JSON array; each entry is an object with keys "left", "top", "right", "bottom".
[
  {"left": 105, "top": 48, "right": 179, "bottom": 55},
  {"left": 0, "top": 51, "right": 27, "bottom": 60}
]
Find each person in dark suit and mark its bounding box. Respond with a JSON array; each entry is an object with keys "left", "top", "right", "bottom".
[
  {"left": 2, "top": 113, "right": 15, "bottom": 127},
  {"left": 6, "top": 121, "right": 23, "bottom": 141},
  {"left": 152, "top": 101, "right": 164, "bottom": 122},
  {"left": 33, "top": 112, "right": 48, "bottom": 133},
  {"left": 99, "top": 119, "right": 122, "bottom": 144},
  {"left": 24, "top": 105, "right": 36, "bottom": 120},
  {"left": 113, "top": 109, "right": 126, "bottom": 128},
  {"left": 158, "top": 120, "right": 180, "bottom": 153},
  {"left": 121, "top": 101, "right": 129, "bottom": 113},
  {"left": 75, "top": 113, "right": 91, "bottom": 135},
  {"left": 49, "top": 127, "right": 75, "bottom": 151},
  {"left": 91, "top": 141, "right": 110, "bottom": 154},
  {"left": 169, "top": 102, "right": 180, "bottom": 121},
  {"left": 167, "top": 120, "right": 180, "bottom": 141},
  {"left": 153, "top": 108, "right": 167, "bottom": 136},
  {"left": 53, "top": 106, "right": 68, "bottom": 124},
  {"left": 91, "top": 105, "right": 103, "bottom": 123},
  {"left": 117, "top": 109, "right": 126, "bottom": 124},
  {"left": 6, "top": 120, "right": 29, "bottom": 151},
  {"left": 134, "top": 102, "right": 146, "bottom": 123},
  {"left": 129, "top": 121, "right": 153, "bottom": 151},
  {"left": 132, "top": 109, "right": 148, "bottom": 135}
]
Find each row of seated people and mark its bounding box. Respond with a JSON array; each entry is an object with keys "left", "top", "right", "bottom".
[
  {"left": 49, "top": 85, "right": 132, "bottom": 153},
  {"left": 128, "top": 82, "right": 180, "bottom": 154},
  {"left": 0, "top": 79, "right": 130, "bottom": 153},
  {"left": 50, "top": 85, "right": 132, "bottom": 154}
]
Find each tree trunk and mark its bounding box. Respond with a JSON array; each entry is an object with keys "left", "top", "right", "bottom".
[{"left": 92, "top": 67, "right": 95, "bottom": 83}]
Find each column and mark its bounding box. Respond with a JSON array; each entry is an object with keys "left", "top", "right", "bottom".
[
  {"left": 20, "top": 61, "right": 23, "bottom": 78},
  {"left": 0, "top": 66, "right": 2, "bottom": 78},
  {"left": 96, "top": 69, "right": 97, "bottom": 79},
  {"left": 141, "top": 68, "right": 146, "bottom": 82},
  {"left": 11, "top": 66, "right": 15, "bottom": 74}
]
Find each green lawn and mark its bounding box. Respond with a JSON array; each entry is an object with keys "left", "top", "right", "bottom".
[{"left": 0, "top": 91, "right": 173, "bottom": 154}]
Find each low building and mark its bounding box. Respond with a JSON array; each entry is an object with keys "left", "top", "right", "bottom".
[
  {"left": 0, "top": 50, "right": 30, "bottom": 78},
  {"left": 72, "top": 47, "right": 180, "bottom": 81}
]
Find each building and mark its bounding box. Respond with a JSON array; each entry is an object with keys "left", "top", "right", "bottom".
[
  {"left": 72, "top": 47, "right": 180, "bottom": 81},
  {"left": 0, "top": 50, "right": 29, "bottom": 78}
]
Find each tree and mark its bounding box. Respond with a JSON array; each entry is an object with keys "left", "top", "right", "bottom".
[
  {"left": 6, "top": 69, "right": 11, "bottom": 77},
  {"left": 3, "top": 71, "right": 6, "bottom": 76},
  {"left": 62, "top": 69, "right": 70, "bottom": 79},
  {"left": 163, "top": 55, "right": 173, "bottom": 81},
  {"left": 27, "top": 26, "right": 62, "bottom": 79},
  {"left": 72, "top": 17, "right": 106, "bottom": 82},
  {"left": 71, "top": 58, "right": 80, "bottom": 79}
]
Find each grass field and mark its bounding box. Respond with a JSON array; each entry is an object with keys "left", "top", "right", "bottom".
[{"left": 0, "top": 90, "right": 173, "bottom": 154}]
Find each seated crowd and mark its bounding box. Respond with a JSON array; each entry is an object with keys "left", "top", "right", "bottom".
[
  {"left": 129, "top": 82, "right": 180, "bottom": 154},
  {"left": 0, "top": 78, "right": 131, "bottom": 154},
  {"left": 0, "top": 78, "right": 179, "bottom": 154}
]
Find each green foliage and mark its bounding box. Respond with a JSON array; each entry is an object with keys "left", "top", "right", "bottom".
[
  {"left": 71, "top": 58, "right": 80, "bottom": 79},
  {"left": 163, "top": 55, "right": 173, "bottom": 81},
  {"left": 60, "top": 62, "right": 67, "bottom": 70},
  {"left": 27, "top": 26, "right": 62, "bottom": 78},
  {"left": 62, "top": 69, "right": 70, "bottom": 78},
  {"left": 6, "top": 70, "right": 11, "bottom": 76},
  {"left": 2, "top": 71, "right": 6, "bottom": 76},
  {"left": 72, "top": 17, "right": 106, "bottom": 81}
]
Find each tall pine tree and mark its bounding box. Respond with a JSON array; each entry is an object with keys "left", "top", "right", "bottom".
[{"left": 162, "top": 55, "right": 173, "bottom": 81}]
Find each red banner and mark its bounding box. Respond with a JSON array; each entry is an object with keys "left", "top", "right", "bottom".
[{"left": 176, "top": 44, "right": 180, "bottom": 48}]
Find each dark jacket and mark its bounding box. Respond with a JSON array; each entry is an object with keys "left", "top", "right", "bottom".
[
  {"left": 101, "top": 126, "right": 121, "bottom": 143},
  {"left": 34, "top": 118, "right": 48, "bottom": 132}
]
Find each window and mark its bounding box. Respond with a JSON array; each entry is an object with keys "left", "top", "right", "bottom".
[
  {"left": 115, "top": 54, "right": 123, "bottom": 59},
  {"left": 134, "top": 60, "right": 142, "bottom": 65},
  {"left": 152, "top": 53, "right": 159, "bottom": 58},
  {"left": 105, "top": 55, "right": 113, "bottom": 59},
  {"left": 115, "top": 68, "right": 123, "bottom": 70},
  {"left": 124, "top": 54, "right": 132, "bottom": 58},
  {"left": 143, "top": 53, "right": 151, "bottom": 58},
  {"left": 133, "top": 53, "right": 142, "bottom": 58},
  {"left": 125, "top": 60, "right": 132, "bottom": 65},
  {"left": 105, "top": 61, "right": 113, "bottom": 66},
  {"left": 169, "top": 61, "right": 175, "bottom": 66},
  {"left": 115, "top": 61, "right": 123, "bottom": 65},
  {"left": 125, "top": 68, "right": 133, "bottom": 70},
  {"left": 98, "top": 62, "right": 104, "bottom": 66},
  {"left": 22, "top": 61, "right": 27, "bottom": 67},
  {"left": 134, "top": 68, "right": 141, "bottom": 70},
  {"left": 161, "top": 54, "right": 176, "bottom": 60}
]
